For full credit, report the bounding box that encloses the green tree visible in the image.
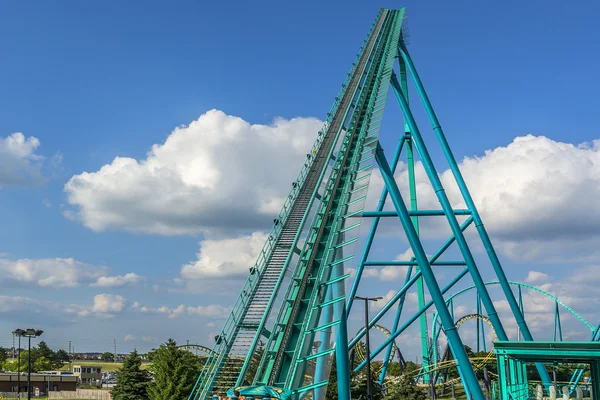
[53,349,70,369]
[112,350,151,400]
[387,361,403,377]
[404,361,420,374]
[325,354,338,400]
[147,339,201,400]
[384,374,427,400]
[0,347,7,365]
[34,356,53,371]
[3,360,20,372]
[36,341,54,361]
[351,376,384,400]
[101,352,115,362]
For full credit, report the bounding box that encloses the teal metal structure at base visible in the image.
[495,342,600,400]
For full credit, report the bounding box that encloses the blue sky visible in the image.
[0,0,600,359]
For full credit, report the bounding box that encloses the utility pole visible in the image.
[12,333,15,360]
[114,339,117,363]
[353,296,382,400]
[69,341,72,370]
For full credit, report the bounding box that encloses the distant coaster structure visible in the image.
[188,7,598,400]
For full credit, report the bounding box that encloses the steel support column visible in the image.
[397,40,552,387]
[374,142,484,399]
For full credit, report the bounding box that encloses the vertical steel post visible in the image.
[18,335,21,398]
[400,55,430,382]
[554,302,563,341]
[397,40,552,387]
[480,295,487,352]
[375,142,485,399]
[378,265,414,383]
[314,288,334,400]
[476,294,481,352]
[335,299,351,400]
[27,336,31,400]
[518,287,524,341]
[364,300,373,400]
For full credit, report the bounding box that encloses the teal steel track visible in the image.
[188,6,598,400]
[254,8,405,391]
[431,281,596,367]
[188,7,400,400]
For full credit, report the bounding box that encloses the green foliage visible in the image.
[2,341,69,371]
[404,361,420,374]
[35,341,54,361]
[3,351,33,372]
[384,374,427,400]
[387,362,403,377]
[112,350,151,400]
[351,376,383,400]
[147,339,201,400]
[325,354,338,400]
[0,347,7,365]
[34,356,53,371]
[101,352,115,362]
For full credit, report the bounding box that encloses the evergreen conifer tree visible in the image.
[112,350,151,400]
[147,339,201,400]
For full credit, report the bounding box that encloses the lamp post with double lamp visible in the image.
[12,329,26,398]
[352,296,382,400]
[19,329,43,400]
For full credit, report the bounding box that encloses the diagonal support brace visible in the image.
[374,141,485,399]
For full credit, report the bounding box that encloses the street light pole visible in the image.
[13,328,43,400]
[353,296,382,400]
[13,329,26,399]
[27,335,31,400]
[18,335,21,398]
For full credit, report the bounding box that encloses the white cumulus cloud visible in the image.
[92,273,144,288]
[0,132,45,186]
[136,302,230,319]
[124,334,136,342]
[64,109,322,235]
[0,257,106,288]
[180,232,267,280]
[91,294,126,314]
[370,135,600,261]
[525,271,549,283]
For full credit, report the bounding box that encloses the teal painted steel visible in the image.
[360,210,471,216]
[346,136,405,314]
[374,143,485,399]
[431,281,595,368]
[187,7,391,399]
[390,72,509,343]
[397,40,552,388]
[379,265,414,384]
[248,9,405,394]
[554,302,563,342]
[188,6,594,399]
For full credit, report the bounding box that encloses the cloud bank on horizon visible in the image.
[3,108,600,351]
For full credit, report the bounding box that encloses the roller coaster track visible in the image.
[189,8,406,400]
[384,314,497,389]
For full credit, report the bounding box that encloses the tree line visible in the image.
[0,341,70,372]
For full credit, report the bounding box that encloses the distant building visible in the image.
[38,371,73,376]
[0,373,77,393]
[72,365,102,385]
